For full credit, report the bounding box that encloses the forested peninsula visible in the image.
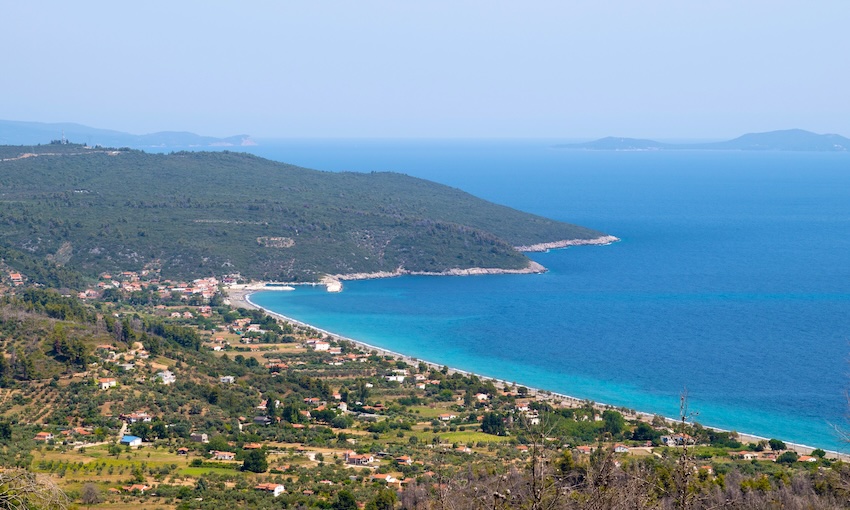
[0,143,609,286]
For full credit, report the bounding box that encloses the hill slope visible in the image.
[0,145,607,283]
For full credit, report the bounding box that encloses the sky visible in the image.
[3,1,848,139]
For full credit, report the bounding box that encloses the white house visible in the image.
[255,483,285,497]
[98,377,117,390]
[156,370,176,385]
[212,451,236,461]
[220,376,235,384]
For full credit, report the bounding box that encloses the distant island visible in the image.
[556,129,850,152]
[0,143,612,287]
[0,119,255,148]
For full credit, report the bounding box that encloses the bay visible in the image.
[235,140,850,451]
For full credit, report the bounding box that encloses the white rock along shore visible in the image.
[514,234,620,252]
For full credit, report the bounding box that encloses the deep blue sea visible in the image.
[211,140,850,451]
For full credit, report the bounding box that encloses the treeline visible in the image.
[0,244,86,290]
[398,446,850,510]
[6,288,96,323]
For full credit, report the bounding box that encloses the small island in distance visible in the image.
[556,128,850,152]
[0,119,255,148]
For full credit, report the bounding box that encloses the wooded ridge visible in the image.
[0,144,606,286]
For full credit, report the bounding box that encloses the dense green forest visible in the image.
[0,145,605,284]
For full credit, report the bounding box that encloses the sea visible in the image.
[198,139,850,451]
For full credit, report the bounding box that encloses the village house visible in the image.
[733,451,758,461]
[212,451,236,461]
[34,432,54,442]
[344,451,374,465]
[255,483,286,497]
[190,433,209,443]
[220,376,235,384]
[439,413,457,421]
[177,447,189,455]
[121,412,152,423]
[98,377,117,390]
[61,427,92,439]
[371,473,398,484]
[9,272,24,286]
[156,370,176,385]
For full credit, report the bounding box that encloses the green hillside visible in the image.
[0,144,605,284]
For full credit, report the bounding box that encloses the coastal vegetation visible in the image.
[0,275,848,509]
[0,144,605,284]
[1,142,846,509]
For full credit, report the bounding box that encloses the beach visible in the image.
[224,283,847,461]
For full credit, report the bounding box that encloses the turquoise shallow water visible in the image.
[232,140,850,451]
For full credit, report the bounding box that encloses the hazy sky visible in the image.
[3,2,848,139]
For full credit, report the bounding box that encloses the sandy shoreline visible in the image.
[224,285,847,460]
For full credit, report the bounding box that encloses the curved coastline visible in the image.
[317,234,619,292]
[228,286,845,460]
[321,260,547,292]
